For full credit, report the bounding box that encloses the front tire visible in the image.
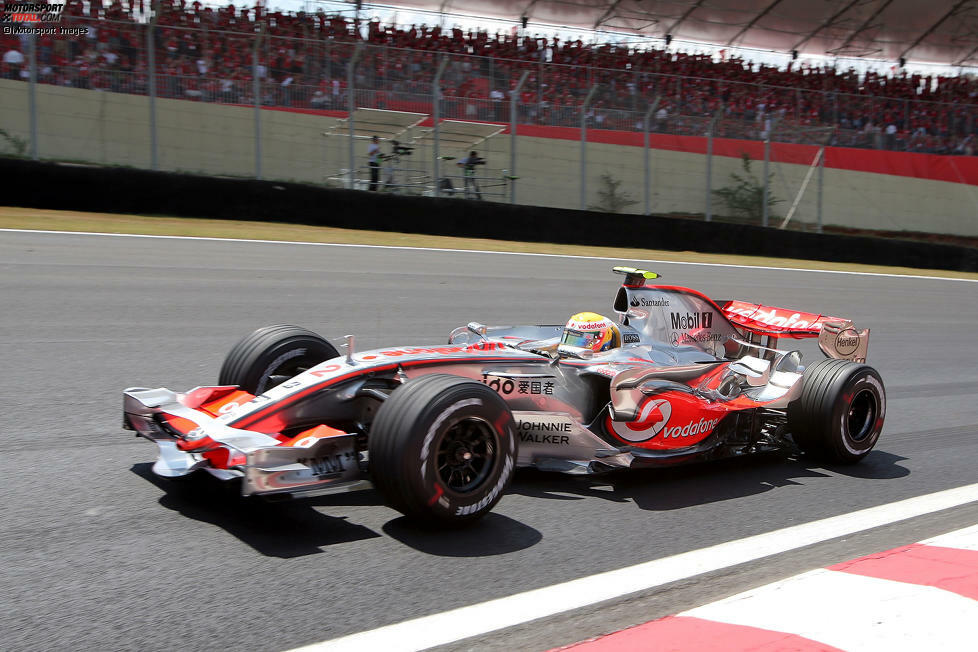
[787,358,886,463]
[368,374,517,524]
[218,325,339,395]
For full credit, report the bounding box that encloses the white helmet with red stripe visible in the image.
[560,312,621,354]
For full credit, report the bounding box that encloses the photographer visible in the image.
[456,150,485,200]
[367,135,380,191]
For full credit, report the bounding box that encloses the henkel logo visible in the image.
[609,398,671,442]
[835,328,860,356]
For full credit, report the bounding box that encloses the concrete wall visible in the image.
[484,134,978,237]
[2,79,976,236]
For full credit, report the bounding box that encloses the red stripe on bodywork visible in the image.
[622,285,724,311]
[230,356,543,431]
[828,543,978,600]
[281,423,349,447]
[199,390,255,417]
[556,615,841,651]
[160,414,198,435]
[721,300,844,338]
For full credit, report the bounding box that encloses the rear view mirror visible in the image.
[467,322,488,340]
[557,344,593,360]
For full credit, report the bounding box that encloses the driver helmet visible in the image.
[561,312,621,353]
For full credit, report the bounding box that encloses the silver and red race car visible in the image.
[123,267,885,523]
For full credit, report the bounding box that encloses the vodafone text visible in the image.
[662,416,721,438]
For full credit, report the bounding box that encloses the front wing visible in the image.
[123,386,367,496]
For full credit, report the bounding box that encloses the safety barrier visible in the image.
[1,158,974,272]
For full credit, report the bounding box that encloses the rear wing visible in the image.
[609,267,868,362]
[720,300,869,362]
[721,300,843,337]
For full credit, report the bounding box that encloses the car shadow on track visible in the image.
[819,450,911,480]
[381,514,542,557]
[131,465,544,557]
[508,450,910,512]
[130,463,381,558]
[303,493,544,556]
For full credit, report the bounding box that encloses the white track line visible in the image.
[288,483,978,652]
[1,228,975,283]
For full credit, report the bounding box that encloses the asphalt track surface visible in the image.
[2,230,977,652]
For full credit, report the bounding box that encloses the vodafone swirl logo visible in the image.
[610,398,672,442]
[609,398,725,443]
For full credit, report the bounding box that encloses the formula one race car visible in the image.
[123,267,885,523]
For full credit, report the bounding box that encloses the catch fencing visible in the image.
[4,16,978,236]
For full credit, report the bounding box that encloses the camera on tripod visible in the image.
[391,140,413,156]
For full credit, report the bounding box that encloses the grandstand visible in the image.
[1,0,977,154]
[3,0,978,238]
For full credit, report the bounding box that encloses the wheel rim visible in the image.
[847,388,878,442]
[257,349,317,394]
[436,417,496,494]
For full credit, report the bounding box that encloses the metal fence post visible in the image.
[537,57,543,117]
[762,132,770,227]
[632,68,639,112]
[816,147,825,233]
[28,34,37,160]
[643,96,661,216]
[432,56,448,197]
[705,116,716,222]
[580,85,599,211]
[252,23,264,180]
[817,129,832,234]
[762,115,779,227]
[347,43,364,190]
[510,70,529,204]
[147,14,158,170]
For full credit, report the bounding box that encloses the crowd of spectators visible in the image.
[2,0,977,154]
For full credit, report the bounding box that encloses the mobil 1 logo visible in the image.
[670,311,714,330]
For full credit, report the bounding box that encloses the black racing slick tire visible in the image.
[218,325,339,395]
[787,358,886,464]
[368,374,518,524]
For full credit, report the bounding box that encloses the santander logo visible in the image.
[612,398,672,442]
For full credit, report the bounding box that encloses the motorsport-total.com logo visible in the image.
[2,2,64,22]
[1,3,87,36]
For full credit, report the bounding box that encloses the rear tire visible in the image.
[787,358,885,463]
[218,325,339,395]
[369,374,517,524]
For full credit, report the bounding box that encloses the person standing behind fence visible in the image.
[367,135,380,191]
[457,150,485,200]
